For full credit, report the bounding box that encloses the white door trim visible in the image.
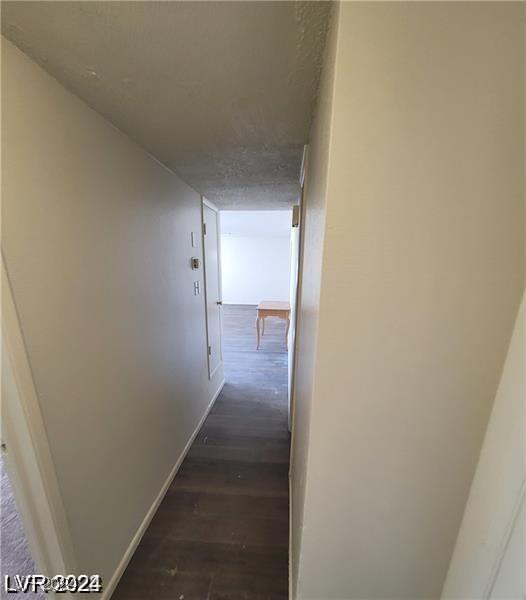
[288,144,309,431]
[202,197,218,212]
[1,254,77,586]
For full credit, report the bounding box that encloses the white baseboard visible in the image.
[101,379,225,600]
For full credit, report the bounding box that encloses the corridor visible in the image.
[113,305,290,600]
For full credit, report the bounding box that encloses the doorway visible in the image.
[219,208,293,372]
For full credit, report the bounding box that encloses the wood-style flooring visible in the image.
[112,304,290,600]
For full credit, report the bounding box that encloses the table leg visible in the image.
[255,315,261,350]
[261,317,265,337]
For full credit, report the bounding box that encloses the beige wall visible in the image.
[289,5,338,598]
[2,38,223,585]
[292,3,525,598]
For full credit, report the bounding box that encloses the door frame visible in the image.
[201,197,223,380]
[287,145,308,431]
[2,254,77,595]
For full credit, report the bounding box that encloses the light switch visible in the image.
[193,281,200,295]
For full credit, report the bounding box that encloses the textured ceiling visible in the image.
[2,1,331,209]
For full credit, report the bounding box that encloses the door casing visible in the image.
[288,145,308,431]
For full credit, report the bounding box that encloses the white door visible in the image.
[202,199,222,379]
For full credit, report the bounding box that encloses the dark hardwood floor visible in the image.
[112,304,290,600]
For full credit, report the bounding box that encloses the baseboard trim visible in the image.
[101,379,225,600]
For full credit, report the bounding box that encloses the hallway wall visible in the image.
[289,3,337,598]
[2,38,223,588]
[292,3,525,599]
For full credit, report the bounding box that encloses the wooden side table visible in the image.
[256,301,291,350]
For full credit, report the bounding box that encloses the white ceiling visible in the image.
[1,1,331,209]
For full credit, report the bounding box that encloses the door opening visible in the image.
[216,203,305,439]
[219,208,295,382]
